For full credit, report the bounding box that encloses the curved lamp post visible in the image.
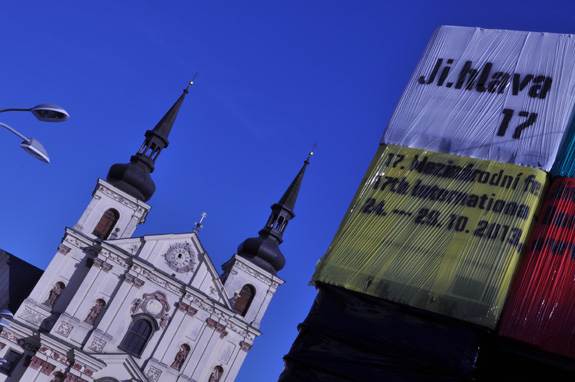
[0,309,12,330]
[0,310,13,366]
[0,104,69,164]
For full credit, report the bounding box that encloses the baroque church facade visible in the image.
[0,83,309,382]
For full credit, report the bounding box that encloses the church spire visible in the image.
[237,151,312,274]
[107,80,194,202]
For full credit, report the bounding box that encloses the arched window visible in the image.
[234,285,255,316]
[93,209,120,239]
[119,317,155,357]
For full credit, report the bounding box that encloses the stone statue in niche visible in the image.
[85,299,105,324]
[170,344,190,371]
[45,282,65,306]
[229,290,240,306]
[209,366,223,382]
[50,371,65,382]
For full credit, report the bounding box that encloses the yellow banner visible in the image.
[312,144,548,329]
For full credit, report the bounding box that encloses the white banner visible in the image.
[382,26,575,171]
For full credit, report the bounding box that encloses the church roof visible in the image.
[276,153,311,216]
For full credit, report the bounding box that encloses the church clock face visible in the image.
[164,242,197,273]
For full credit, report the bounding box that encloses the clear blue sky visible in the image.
[1,1,575,381]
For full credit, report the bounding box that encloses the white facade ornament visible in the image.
[56,322,74,337]
[146,365,162,382]
[21,306,47,326]
[88,337,106,353]
[132,291,171,321]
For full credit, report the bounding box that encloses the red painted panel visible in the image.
[499,176,575,359]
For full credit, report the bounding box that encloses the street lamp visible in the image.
[0,103,69,163]
[0,310,13,366]
[0,309,12,330]
[0,122,50,163]
[0,104,69,122]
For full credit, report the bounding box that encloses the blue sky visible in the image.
[2,1,575,381]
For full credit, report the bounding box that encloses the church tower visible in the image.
[221,154,311,330]
[0,82,310,382]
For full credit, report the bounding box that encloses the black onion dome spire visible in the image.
[107,81,193,202]
[237,152,312,275]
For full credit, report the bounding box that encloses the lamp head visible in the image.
[30,104,69,122]
[21,138,50,164]
[0,310,13,319]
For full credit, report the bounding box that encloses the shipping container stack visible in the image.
[279,26,575,381]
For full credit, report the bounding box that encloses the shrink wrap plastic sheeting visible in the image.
[551,120,575,177]
[382,26,575,171]
[311,144,548,329]
[499,177,575,359]
[279,283,488,382]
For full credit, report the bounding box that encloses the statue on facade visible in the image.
[209,366,222,382]
[50,371,65,382]
[170,344,189,371]
[45,283,64,306]
[85,300,104,324]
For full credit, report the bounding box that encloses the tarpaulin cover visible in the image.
[311,144,548,329]
[499,176,575,359]
[279,283,488,382]
[551,120,575,177]
[382,26,575,171]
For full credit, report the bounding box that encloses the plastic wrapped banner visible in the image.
[312,144,548,329]
[551,121,575,177]
[382,26,575,171]
[499,177,575,359]
[279,283,488,382]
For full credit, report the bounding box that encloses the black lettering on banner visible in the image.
[530,237,575,259]
[373,176,409,194]
[419,59,553,100]
[409,179,530,220]
[360,147,539,253]
[473,221,512,242]
[446,214,468,232]
[414,208,440,227]
[496,109,538,139]
[509,228,523,248]
[528,76,553,99]
[548,182,575,201]
[384,153,405,167]
[416,58,553,139]
[540,205,575,230]
[471,222,522,250]
[362,198,386,216]
[512,74,534,96]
